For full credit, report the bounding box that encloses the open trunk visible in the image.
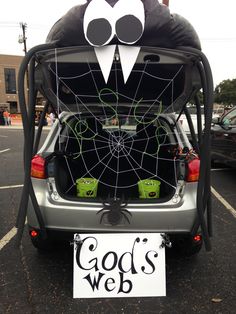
[52,113,185,202]
[34,46,197,203]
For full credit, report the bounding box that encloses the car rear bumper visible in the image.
[27,179,198,234]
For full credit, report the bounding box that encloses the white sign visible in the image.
[73,233,166,298]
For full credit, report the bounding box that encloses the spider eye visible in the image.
[83,0,114,46]
[114,0,145,44]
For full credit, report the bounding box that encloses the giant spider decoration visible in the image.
[96,196,132,225]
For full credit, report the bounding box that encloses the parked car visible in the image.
[20,45,211,257]
[28,111,202,256]
[211,106,236,167]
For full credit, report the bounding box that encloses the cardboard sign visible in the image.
[73,233,166,298]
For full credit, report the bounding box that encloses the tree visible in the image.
[214,79,236,107]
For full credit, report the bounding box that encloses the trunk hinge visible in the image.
[70,234,83,248]
[160,234,172,248]
[47,177,61,201]
[172,180,185,203]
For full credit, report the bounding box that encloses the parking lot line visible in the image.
[0,227,17,251]
[0,184,23,190]
[0,148,10,154]
[211,168,232,172]
[211,186,236,219]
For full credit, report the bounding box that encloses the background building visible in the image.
[0,54,24,113]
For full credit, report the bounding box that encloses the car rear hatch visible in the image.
[28,46,202,231]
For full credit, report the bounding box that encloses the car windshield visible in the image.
[222,108,236,126]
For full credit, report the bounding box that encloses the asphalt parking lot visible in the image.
[0,127,236,313]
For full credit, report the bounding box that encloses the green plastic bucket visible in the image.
[76,178,98,198]
[138,179,161,199]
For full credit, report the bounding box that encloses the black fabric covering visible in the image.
[46,0,201,50]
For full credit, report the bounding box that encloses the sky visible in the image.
[0,0,236,86]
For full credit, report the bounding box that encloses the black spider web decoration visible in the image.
[48,48,187,200]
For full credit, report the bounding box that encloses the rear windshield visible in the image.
[56,114,177,153]
[49,62,185,109]
[35,46,197,115]
[52,113,183,201]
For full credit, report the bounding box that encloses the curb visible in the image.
[0,125,51,130]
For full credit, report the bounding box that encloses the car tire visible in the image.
[170,234,202,257]
[30,235,54,252]
[211,158,219,168]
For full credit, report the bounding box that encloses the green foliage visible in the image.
[214,79,236,106]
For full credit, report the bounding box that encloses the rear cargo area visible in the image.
[53,115,181,201]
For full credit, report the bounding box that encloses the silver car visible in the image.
[25,46,204,255]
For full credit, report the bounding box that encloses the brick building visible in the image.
[0,54,24,113]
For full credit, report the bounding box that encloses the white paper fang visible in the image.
[95,45,116,83]
[118,45,140,83]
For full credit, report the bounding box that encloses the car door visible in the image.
[211,108,236,165]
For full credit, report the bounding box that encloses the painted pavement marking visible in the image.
[0,227,17,250]
[0,148,10,154]
[211,168,232,172]
[211,186,236,219]
[0,184,23,190]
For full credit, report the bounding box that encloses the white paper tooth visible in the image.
[94,45,116,83]
[118,45,140,84]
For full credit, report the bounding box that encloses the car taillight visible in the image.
[193,234,202,243]
[31,155,47,179]
[30,230,39,238]
[186,158,200,182]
